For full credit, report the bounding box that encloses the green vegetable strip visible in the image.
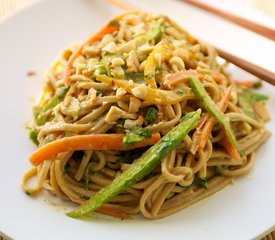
[125,72,145,83]
[36,87,69,126]
[67,109,201,218]
[189,77,237,147]
[252,81,262,89]
[29,129,39,146]
[238,92,255,119]
[147,21,165,41]
[215,165,229,175]
[145,107,158,123]
[246,89,268,101]
[123,127,152,146]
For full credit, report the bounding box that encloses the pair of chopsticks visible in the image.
[106,0,275,86]
[183,0,275,42]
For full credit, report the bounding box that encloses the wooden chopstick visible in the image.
[106,0,275,86]
[216,48,275,85]
[182,0,275,42]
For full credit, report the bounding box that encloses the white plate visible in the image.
[0,1,274,239]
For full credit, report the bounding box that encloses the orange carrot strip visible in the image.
[96,205,129,219]
[29,133,161,166]
[209,71,228,84]
[220,134,241,160]
[218,86,232,112]
[234,80,262,89]
[163,70,198,87]
[195,114,215,149]
[196,113,210,130]
[163,70,228,87]
[191,112,210,147]
[193,86,232,149]
[63,22,119,85]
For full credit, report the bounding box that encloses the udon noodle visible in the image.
[22,12,271,219]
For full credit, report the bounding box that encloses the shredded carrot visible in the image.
[96,205,129,219]
[193,113,215,149]
[29,133,161,166]
[234,80,262,89]
[163,70,198,87]
[63,22,119,85]
[193,86,232,149]
[220,134,241,160]
[217,86,232,113]
[163,70,228,87]
[196,113,209,130]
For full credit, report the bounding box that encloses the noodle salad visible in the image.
[22,11,271,219]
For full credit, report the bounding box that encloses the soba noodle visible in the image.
[22,11,271,219]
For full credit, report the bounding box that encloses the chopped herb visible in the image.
[95,65,108,75]
[123,127,152,146]
[147,21,165,41]
[252,81,262,89]
[29,129,39,146]
[155,66,168,75]
[125,72,145,83]
[116,151,132,164]
[96,89,103,96]
[43,137,53,144]
[144,73,155,79]
[193,177,208,189]
[200,178,208,189]
[145,107,158,123]
[80,195,90,200]
[116,119,125,127]
[25,190,32,196]
[64,132,70,138]
[83,162,93,190]
[155,66,163,72]
[175,87,184,94]
[240,151,246,157]
[215,165,229,175]
[116,156,132,164]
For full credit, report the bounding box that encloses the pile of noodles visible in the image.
[22,12,271,219]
